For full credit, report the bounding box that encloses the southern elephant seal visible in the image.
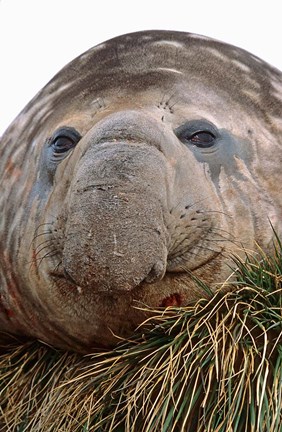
[0,30,281,352]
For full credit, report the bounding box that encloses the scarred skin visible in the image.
[0,30,281,352]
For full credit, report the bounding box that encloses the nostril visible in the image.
[144,260,166,284]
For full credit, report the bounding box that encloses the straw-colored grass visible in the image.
[1,235,282,431]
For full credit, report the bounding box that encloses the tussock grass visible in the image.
[1,236,282,431]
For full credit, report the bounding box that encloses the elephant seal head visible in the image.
[0,30,281,351]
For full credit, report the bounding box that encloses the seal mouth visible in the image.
[50,267,163,294]
[50,268,83,292]
[49,267,184,307]
[49,248,223,296]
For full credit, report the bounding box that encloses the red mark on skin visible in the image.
[6,309,14,318]
[31,247,39,274]
[4,158,22,180]
[159,293,183,307]
[0,294,14,319]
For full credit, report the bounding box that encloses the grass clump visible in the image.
[0,236,282,431]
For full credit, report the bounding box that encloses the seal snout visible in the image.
[61,219,168,293]
[61,138,170,294]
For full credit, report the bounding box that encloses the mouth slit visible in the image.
[50,268,77,286]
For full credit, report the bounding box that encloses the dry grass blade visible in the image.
[0,235,282,431]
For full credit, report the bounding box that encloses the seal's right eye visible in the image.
[49,127,81,160]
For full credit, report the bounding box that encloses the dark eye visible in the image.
[49,127,81,159]
[174,120,218,149]
[188,131,216,148]
[53,136,76,154]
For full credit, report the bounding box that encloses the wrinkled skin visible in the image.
[0,31,281,352]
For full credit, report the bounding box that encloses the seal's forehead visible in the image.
[74,30,277,78]
[4,30,282,144]
[45,30,282,109]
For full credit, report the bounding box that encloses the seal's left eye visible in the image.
[50,127,81,157]
[188,131,216,148]
[174,120,218,149]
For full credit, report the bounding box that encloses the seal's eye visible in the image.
[188,131,216,148]
[174,120,218,149]
[53,136,76,154]
[49,127,81,159]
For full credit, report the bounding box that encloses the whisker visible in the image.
[170,195,212,214]
[30,236,53,250]
[32,230,53,240]
[169,243,223,261]
[37,250,60,268]
[191,245,223,255]
[207,226,234,236]
[30,232,53,250]
[168,222,236,252]
[33,222,54,236]
[206,231,243,248]
[205,232,235,245]
[197,209,232,219]
[52,260,63,273]
[34,241,56,258]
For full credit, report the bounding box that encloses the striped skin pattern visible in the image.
[0,31,281,352]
